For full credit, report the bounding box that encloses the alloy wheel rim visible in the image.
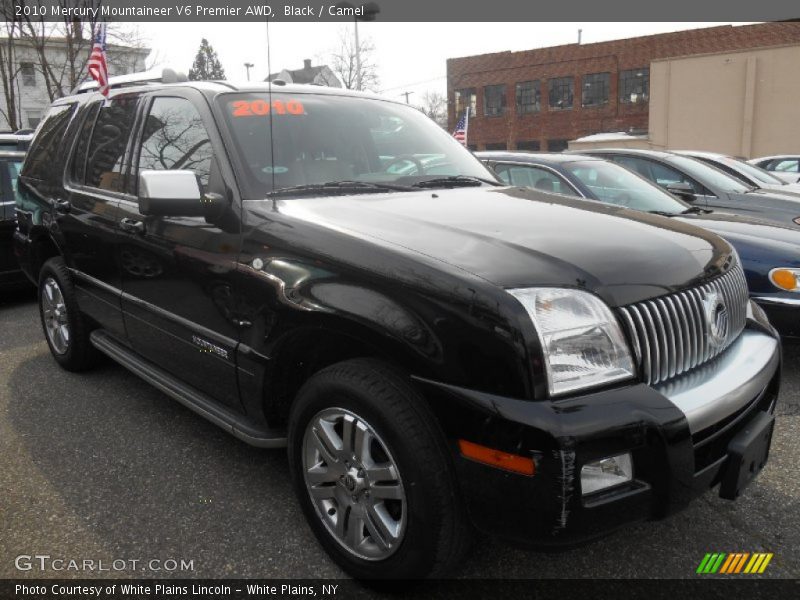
[42,277,70,355]
[302,407,406,561]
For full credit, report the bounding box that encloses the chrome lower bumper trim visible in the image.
[654,329,779,434]
[753,296,800,307]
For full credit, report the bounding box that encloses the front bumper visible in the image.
[416,324,781,548]
[753,295,800,339]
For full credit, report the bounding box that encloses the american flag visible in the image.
[452,109,469,146]
[87,23,109,97]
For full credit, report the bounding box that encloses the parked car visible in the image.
[748,155,800,183]
[582,148,800,229]
[15,77,780,579]
[0,131,33,152]
[676,150,800,196]
[0,149,27,290]
[479,151,800,338]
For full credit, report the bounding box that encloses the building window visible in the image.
[582,72,610,107]
[515,80,541,114]
[515,140,541,151]
[619,68,649,104]
[466,144,477,151]
[548,77,574,110]
[483,85,506,117]
[454,88,476,118]
[484,142,507,151]
[20,62,36,87]
[26,110,43,128]
[547,139,569,152]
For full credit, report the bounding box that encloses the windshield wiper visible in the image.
[409,175,491,189]
[269,180,414,197]
[647,210,679,217]
[681,205,712,215]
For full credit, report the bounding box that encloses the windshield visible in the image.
[668,155,751,193]
[720,157,785,186]
[218,92,495,198]
[564,159,689,213]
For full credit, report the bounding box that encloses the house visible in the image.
[0,36,150,131]
[266,59,341,88]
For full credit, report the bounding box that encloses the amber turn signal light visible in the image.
[458,439,535,476]
[769,268,799,291]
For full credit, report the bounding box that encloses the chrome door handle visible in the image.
[119,218,145,234]
[54,199,71,214]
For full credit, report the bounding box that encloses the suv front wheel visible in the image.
[288,359,471,579]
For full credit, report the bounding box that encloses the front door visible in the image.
[117,91,243,409]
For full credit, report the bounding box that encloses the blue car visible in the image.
[478,151,800,338]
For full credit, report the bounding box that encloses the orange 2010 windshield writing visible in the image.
[231,99,305,117]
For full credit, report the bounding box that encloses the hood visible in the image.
[757,183,800,198]
[727,190,800,219]
[677,212,800,268]
[264,186,732,307]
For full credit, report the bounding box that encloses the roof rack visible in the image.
[72,68,188,95]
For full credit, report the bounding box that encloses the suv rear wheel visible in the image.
[38,257,100,371]
[288,359,471,579]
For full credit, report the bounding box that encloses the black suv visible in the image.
[14,79,780,579]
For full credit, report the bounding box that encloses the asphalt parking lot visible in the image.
[1,287,799,580]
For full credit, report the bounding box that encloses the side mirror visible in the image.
[665,181,696,201]
[138,170,226,217]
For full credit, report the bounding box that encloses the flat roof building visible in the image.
[446,22,800,154]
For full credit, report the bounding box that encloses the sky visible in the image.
[135,22,744,104]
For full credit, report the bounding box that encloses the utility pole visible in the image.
[244,62,254,81]
[400,91,414,104]
[337,2,380,90]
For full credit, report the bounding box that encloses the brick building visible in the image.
[446,22,800,152]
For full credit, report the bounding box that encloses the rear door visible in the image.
[59,96,140,338]
[117,90,243,408]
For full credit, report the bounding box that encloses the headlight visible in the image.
[509,288,635,396]
[768,267,800,292]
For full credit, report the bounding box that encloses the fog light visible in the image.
[581,453,633,495]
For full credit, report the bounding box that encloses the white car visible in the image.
[677,151,800,195]
[748,155,800,184]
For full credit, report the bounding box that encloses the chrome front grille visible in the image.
[617,264,749,386]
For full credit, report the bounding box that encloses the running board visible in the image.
[90,330,287,448]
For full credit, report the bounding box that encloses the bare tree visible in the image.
[0,0,149,109]
[328,25,379,92]
[0,19,23,130]
[417,90,447,129]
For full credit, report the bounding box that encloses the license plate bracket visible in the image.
[719,411,774,500]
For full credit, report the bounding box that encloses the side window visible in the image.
[493,163,577,196]
[614,156,704,195]
[774,159,799,173]
[22,104,75,181]
[85,96,138,192]
[70,104,100,185]
[137,97,213,192]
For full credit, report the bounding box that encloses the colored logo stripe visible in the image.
[697,552,773,574]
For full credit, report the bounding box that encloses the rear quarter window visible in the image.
[22,104,76,181]
[84,95,139,193]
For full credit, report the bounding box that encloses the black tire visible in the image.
[288,358,472,579]
[38,257,100,372]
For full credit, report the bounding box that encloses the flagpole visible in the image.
[464,107,469,148]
